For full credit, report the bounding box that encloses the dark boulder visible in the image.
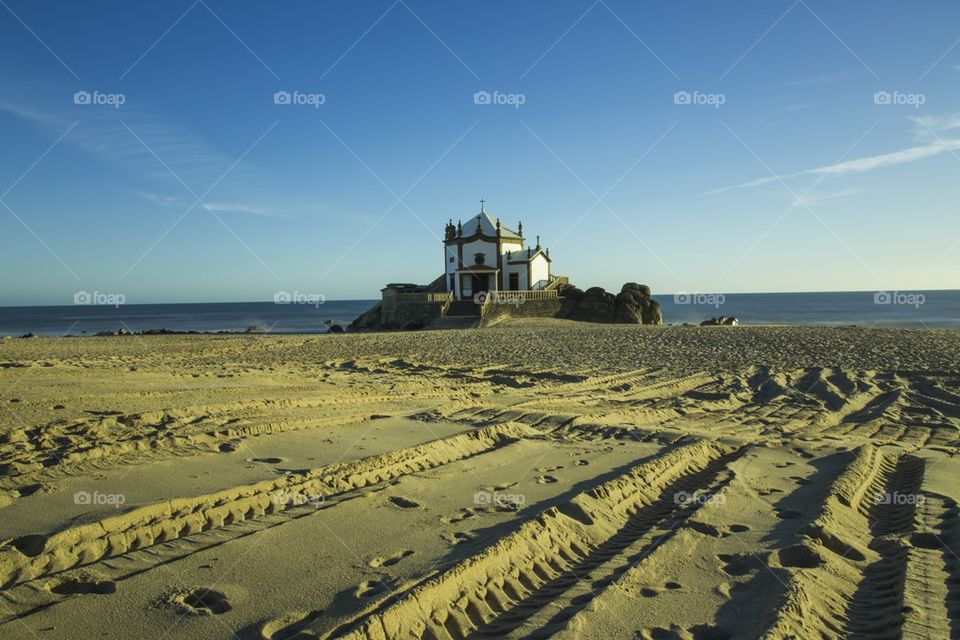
[327,324,344,334]
[641,298,663,325]
[559,282,663,325]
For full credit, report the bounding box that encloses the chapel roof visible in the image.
[461,211,521,240]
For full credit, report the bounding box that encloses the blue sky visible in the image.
[1,0,959,305]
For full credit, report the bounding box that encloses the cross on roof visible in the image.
[479,198,485,213]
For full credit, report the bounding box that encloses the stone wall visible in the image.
[480,298,563,326]
[379,295,445,329]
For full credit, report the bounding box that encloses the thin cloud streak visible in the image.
[706,138,960,195]
[0,98,252,191]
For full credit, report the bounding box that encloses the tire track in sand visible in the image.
[319,440,741,640]
[0,423,532,594]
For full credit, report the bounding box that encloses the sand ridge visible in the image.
[0,324,957,638]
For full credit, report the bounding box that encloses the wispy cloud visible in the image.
[134,191,282,218]
[133,190,185,208]
[789,188,862,208]
[0,96,253,192]
[202,201,280,217]
[910,112,960,140]
[708,114,960,195]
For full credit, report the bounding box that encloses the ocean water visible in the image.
[0,291,957,337]
[656,290,960,329]
[0,300,378,337]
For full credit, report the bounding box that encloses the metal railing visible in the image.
[395,291,453,303]
[545,275,569,290]
[484,289,560,303]
[440,291,454,316]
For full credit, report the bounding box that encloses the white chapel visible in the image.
[443,201,553,300]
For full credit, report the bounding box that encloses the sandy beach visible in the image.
[1,321,958,639]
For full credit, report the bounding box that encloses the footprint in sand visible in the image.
[687,520,723,537]
[774,508,802,520]
[259,610,325,640]
[479,482,517,492]
[442,531,475,545]
[162,587,231,615]
[536,475,559,484]
[728,524,750,533]
[45,573,116,596]
[536,465,564,473]
[368,550,414,568]
[573,459,590,466]
[717,553,753,577]
[387,496,420,509]
[441,508,474,524]
[248,457,284,464]
[355,579,394,599]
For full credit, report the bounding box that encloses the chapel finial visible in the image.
[480,198,486,213]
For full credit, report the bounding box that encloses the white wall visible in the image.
[501,241,523,255]
[462,239,498,268]
[530,254,550,287]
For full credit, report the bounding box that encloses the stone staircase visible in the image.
[428,298,481,329]
[445,300,481,317]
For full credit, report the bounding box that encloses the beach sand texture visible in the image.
[1,321,958,639]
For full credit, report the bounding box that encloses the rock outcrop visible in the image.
[348,302,383,331]
[559,282,662,325]
[700,316,739,326]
